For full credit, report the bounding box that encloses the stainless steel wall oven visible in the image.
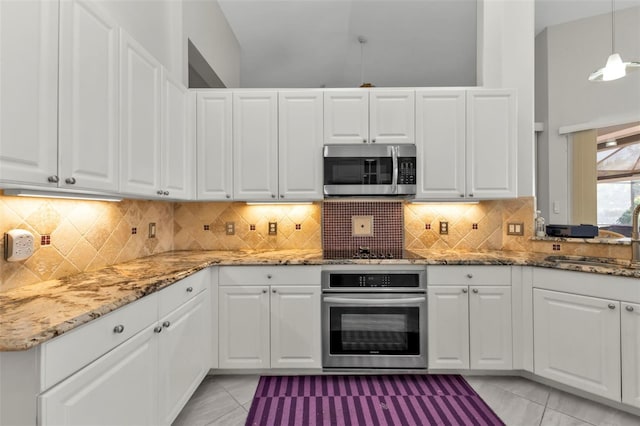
[321,266,427,369]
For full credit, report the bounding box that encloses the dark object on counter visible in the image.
[546,224,599,238]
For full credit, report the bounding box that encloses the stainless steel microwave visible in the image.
[323,144,416,197]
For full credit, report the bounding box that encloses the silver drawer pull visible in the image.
[162,321,171,328]
[608,303,616,310]
[113,325,125,334]
[466,274,473,279]
[154,326,163,333]
[186,286,193,293]
[267,274,272,279]
[462,288,468,294]
[472,288,479,294]
[626,306,635,312]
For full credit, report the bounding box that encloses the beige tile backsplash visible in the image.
[1,193,629,291]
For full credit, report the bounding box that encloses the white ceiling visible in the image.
[218,0,640,88]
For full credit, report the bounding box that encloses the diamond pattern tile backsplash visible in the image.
[5,193,625,292]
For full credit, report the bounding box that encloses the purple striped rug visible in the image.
[245,375,504,426]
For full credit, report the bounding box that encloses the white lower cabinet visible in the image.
[35,269,211,426]
[218,266,322,370]
[39,323,159,426]
[427,266,512,370]
[622,302,640,408]
[533,289,621,401]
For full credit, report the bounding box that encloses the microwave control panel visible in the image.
[398,158,416,185]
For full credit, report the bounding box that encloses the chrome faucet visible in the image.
[632,203,640,267]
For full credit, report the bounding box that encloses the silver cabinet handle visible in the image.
[466,274,473,279]
[163,191,169,196]
[626,305,635,312]
[113,324,125,334]
[226,194,231,199]
[459,194,464,197]
[472,288,479,294]
[262,289,267,293]
[271,194,276,198]
[65,177,76,184]
[47,175,59,183]
[362,139,367,143]
[162,321,171,328]
[281,194,285,198]
[372,139,376,143]
[272,289,276,293]
[462,288,468,294]
[157,190,164,195]
[186,286,193,293]
[608,303,616,310]
[154,326,163,333]
[267,274,272,279]
[468,193,474,197]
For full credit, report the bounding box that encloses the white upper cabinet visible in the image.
[161,72,194,200]
[58,0,119,192]
[323,91,369,144]
[278,91,323,201]
[233,91,279,201]
[369,90,415,144]
[415,89,466,199]
[415,88,517,200]
[0,0,59,185]
[196,91,233,200]
[119,29,162,197]
[324,89,414,145]
[466,89,517,199]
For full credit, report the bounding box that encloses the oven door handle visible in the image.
[323,296,426,305]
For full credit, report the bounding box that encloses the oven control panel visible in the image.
[326,273,422,289]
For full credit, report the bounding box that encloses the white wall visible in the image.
[536,6,640,223]
[477,0,535,198]
[183,0,240,88]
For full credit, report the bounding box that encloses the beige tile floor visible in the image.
[172,374,640,426]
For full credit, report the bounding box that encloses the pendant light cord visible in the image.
[611,0,616,54]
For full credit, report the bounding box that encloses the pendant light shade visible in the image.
[588,0,640,82]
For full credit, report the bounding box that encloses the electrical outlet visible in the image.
[439,221,449,235]
[507,222,524,236]
[225,222,235,235]
[352,215,374,236]
[148,223,156,238]
[269,222,277,235]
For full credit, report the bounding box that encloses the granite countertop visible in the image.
[1,248,638,351]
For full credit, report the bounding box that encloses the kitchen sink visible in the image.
[545,255,632,269]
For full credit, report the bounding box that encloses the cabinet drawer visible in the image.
[219,266,321,286]
[428,265,511,286]
[40,292,158,391]
[159,269,209,317]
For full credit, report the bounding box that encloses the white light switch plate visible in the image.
[352,215,374,236]
[4,229,35,261]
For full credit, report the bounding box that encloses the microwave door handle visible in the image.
[323,296,426,305]
[391,146,398,193]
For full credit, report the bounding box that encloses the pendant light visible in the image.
[358,36,374,87]
[588,0,640,81]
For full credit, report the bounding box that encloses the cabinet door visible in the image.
[58,0,119,192]
[119,30,162,197]
[278,91,323,201]
[369,90,414,144]
[415,90,466,199]
[323,91,368,144]
[233,91,278,200]
[39,324,158,426]
[466,89,517,199]
[196,91,233,200]
[622,302,640,408]
[158,291,210,425]
[218,286,270,369]
[161,71,194,200]
[270,286,321,369]
[469,286,512,370]
[533,289,621,401]
[0,0,58,185]
[428,286,469,369]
